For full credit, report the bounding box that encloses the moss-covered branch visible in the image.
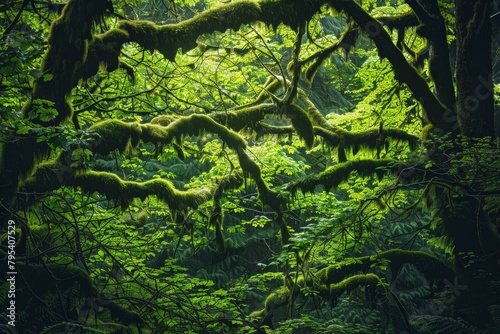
[374,8,419,31]
[210,172,244,252]
[302,22,360,84]
[251,249,453,325]
[0,0,114,214]
[109,115,284,212]
[117,0,324,61]
[73,171,211,213]
[22,162,211,216]
[331,0,456,133]
[287,159,396,196]
[89,119,143,156]
[312,249,453,287]
[210,103,278,132]
[314,125,418,161]
[24,114,284,216]
[404,0,455,112]
[79,28,131,82]
[32,0,114,123]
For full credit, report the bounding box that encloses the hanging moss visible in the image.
[158,114,247,150]
[31,0,114,122]
[236,146,283,212]
[72,170,126,202]
[80,28,130,80]
[119,1,262,61]
[314,249,453,289]
[304,24,359,84]
[118,21,159,54]
[211,103,277,132]
[314,126,418,155]
[254,248,453,325]
[23,113,279,232]
[253,123,294,140]
[286,104,315,149]
[88,115,281,216]
[142,179,211,212]
[328,273,383,297]
[89,119,143,155]
[71,170,211,213]
[337,143,347,162]
[287,159,395,196]
[139,124,169,144]
[259,0,323,30]
[118,1,328,62]
[264,286,290,313]
[151,115,179,126]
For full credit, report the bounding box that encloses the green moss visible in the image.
[211,104,276,132]
[151,115,178,126]
[249,309,266,319]
[117,21,159,54]
[120,1,261,61]
[81,28,130,80]
[287,104,315,149]
[72,170,126,201]
[71,170,211,213]
[159,114,247,150]
[259,0,322,30]
[140,124,169,144]
[32,0,114,120]
[315,126,418,155]
[89,119,142,155]
[288,159,395,196]
[329,273,383,297]
[420,124,435,141]
[142,179,211,211]
[314,249,453,289]
[264,286,290,312]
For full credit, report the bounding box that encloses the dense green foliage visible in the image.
[1,0,499,333]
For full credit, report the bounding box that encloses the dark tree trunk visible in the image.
[455,0,495,137]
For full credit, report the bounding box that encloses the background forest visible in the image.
[1,0,500,333]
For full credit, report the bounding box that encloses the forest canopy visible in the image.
[1,0,499,333]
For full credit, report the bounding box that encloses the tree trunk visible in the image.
[455,0,495,137]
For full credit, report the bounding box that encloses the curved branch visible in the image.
[405,0,456,112]
[21,161,212,215]
[24,114,284,215]
[287,159,396,196]
[331,0,456,133]
[315,125,418,160]
[254,249,452,326]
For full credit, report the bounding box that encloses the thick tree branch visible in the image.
[287,159,396,196]
[22,114,285,217]
[330,0,456,133]
[405,0,456,112]
[315,125,418,161]
[253,249,453,326]
[22,160,212,213]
